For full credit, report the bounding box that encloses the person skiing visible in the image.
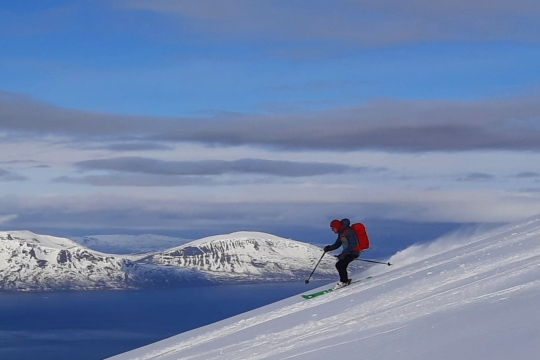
[324,218,360,289]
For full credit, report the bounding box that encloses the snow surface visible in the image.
[1,230,81,249]
[107,216,540,360]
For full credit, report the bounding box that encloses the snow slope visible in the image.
[107,216,540,360]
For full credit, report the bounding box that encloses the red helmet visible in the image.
[330,219,342,231]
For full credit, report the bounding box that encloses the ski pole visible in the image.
[305,251,326,284]
[356,258,392,266]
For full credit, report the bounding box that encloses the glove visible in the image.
[323,245,331,252]
[337,253,346,260]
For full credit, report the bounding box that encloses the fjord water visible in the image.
[0,281,326,360]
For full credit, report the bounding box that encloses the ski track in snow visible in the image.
[278,326,408,360]
[112,217,540,360]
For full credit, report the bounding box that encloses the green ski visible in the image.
[301,276,373,299]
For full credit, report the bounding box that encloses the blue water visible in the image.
[0,281,327,360]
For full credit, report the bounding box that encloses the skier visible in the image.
[323,218,360,290]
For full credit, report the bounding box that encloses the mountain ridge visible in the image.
[144,231,338,281]
[0,230,340,292]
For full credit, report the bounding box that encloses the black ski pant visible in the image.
[336,253,359,283]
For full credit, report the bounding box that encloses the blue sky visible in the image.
[1,0,540,251]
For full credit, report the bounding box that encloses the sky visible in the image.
[1,0,540,247]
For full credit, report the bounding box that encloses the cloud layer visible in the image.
[118,0,540,45]
[74,157,355,177]
[2,1,540,243]
[2,91,540,152]
[2,187,540,235]
[0,168,27,181]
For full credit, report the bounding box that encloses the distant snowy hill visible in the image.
[0,231,201,291]
[71,234,191,254]
[107,216,540,360]
[140,232,340,282]
[0,231,338,291]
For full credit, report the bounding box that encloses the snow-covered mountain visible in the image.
[0,231,339,291]
[70,234,191,254]
[140,232,340,282]
[0,231,136,291]
[107,216,540,360]
[0,231,202,291]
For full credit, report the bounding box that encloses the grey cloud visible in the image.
[0,168,27,181]
[520,188,540,193]
[3,190,535,238]
[3,90,540,152]
[516,172,540,178]
[0,90,159,136]
[53,174,215,187]
[157,97,540,152]
[105,142,174,152]
[0,160,38,164]
[74,157,353,177]
[0,214,18,224]
[0,194,316,232]
[457,173,495,182]
[0,193,435,235]
[0,160,49,169]
[118,0,540,45]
